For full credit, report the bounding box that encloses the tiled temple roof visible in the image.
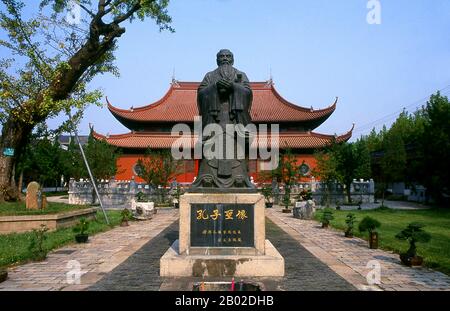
[92,125,354,150]
[107,81,337,128]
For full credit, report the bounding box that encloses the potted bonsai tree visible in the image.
[121,208,132,227]
[358,216,381,249]
[136,191,147,202]
[345,213,356,237]
[300,189,312,201]
[261,184,273,208]
[173,184,182,209]
[320,208,334,228]
[281,190,291,213]
[73,218,90,243]
[395,222,431,267]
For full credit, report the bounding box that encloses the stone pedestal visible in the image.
[160,193,284,277]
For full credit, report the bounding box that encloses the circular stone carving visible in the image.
[133,162,143,176]
[299,163,310,176]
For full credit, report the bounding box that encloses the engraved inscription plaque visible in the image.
[190,203,254,247]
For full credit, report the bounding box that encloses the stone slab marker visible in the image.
[41,194,47,209]
[26,181,40,210]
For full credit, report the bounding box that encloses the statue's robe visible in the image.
[192,66,255,189]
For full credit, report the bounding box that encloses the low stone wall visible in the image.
[0,208,97,234]
[68,178,375,208]
[274,179,375,206]
[69,178,177,209]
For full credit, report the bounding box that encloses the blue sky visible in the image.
[13,1,450,140]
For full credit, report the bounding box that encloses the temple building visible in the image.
[92,80,353,183]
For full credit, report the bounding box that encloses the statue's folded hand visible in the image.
[216,80,230,92]
[217,78,233,90]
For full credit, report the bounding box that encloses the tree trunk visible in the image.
[0,119,33,201]
[0,156,14,187]
[346,183,352,203]
[18,170,24,201]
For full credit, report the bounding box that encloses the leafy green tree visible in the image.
[58,138,85,182]
[314,140,371,205]
[0,0,173,200]
[354,139,372,179]
[389,110,425,146]
[365,127,384,153]
[335,140,371,203]
[17,131,119,189]
[136,148,182,203]
[358,93,448,205]
[386,110,426,187]
[360,107,427,202]
[420,92,450,203]
[28,139,62,186]
[272,148,301,209]
[83,134,120,180]
[379,130,407,206]
[16,126,65,188]
[313,145,340,207]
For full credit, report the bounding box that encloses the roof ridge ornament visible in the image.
[171,77,180,88]
[265,67,274,88]
[265,78,274,88]
[171,67,180,88]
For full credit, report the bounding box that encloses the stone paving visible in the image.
[90,218,355,291]
[1,206,449,291]
[88,221,179,291]
[0,209,179,291]
[266,208,450,291]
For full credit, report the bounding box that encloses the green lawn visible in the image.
[0,201,89,216]
[0,210,122,268]
[315,207,450,275]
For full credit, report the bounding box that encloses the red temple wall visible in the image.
[115,154,197,183]
[116,155,144,182]
[115,153,318,184]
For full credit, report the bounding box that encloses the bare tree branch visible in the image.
[79,3,96,18]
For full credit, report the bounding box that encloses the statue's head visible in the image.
[216,49,234,66]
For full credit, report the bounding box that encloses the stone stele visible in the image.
[26,181,40,210]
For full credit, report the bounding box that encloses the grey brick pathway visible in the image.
[89,218,355,291]
[88,221,178,290]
